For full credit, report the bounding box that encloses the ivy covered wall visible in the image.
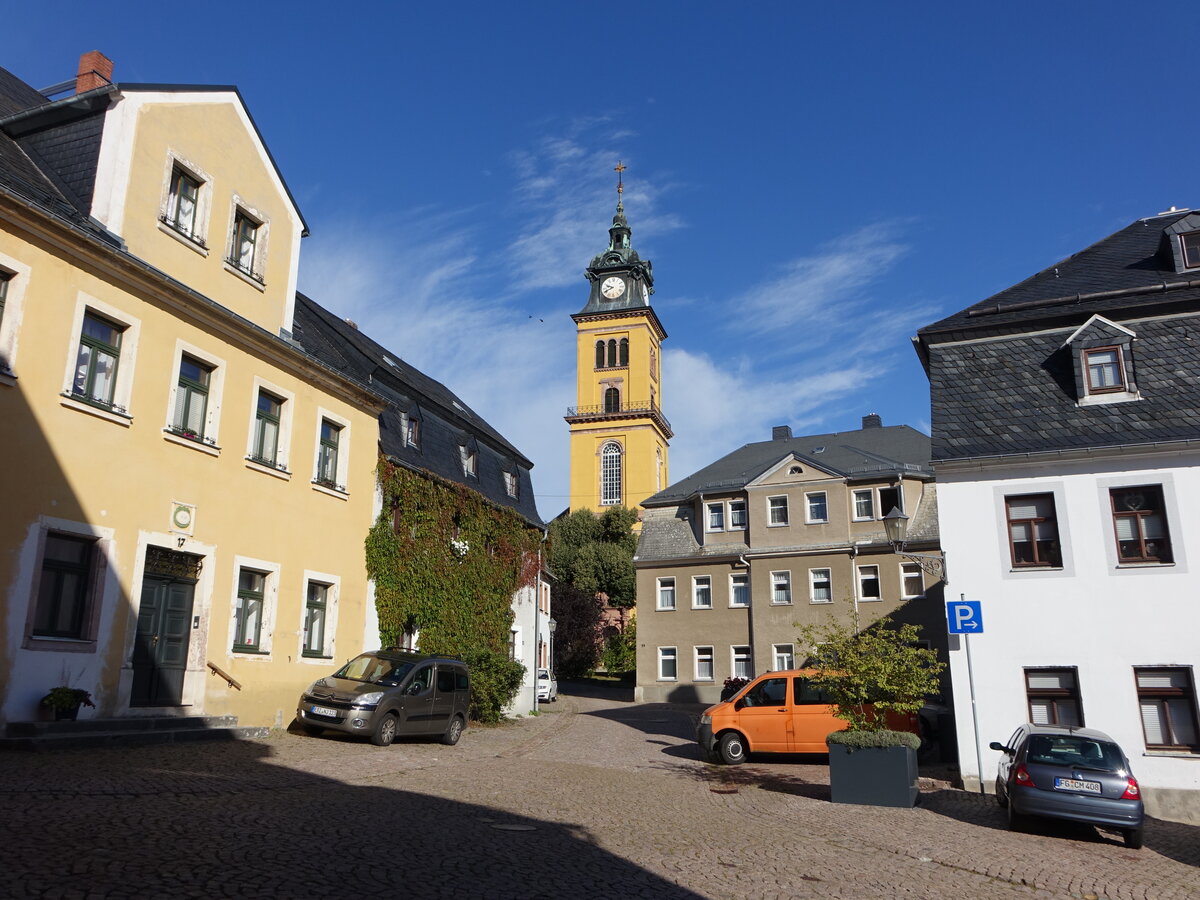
[365,460,542,654]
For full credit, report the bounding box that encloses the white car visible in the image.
[536,668,557,702]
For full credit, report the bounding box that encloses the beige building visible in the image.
[634,415,946,704]
[0,54,386,729]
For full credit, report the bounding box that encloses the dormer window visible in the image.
[1063,315,1139,406]
[1181,232,1200,268]
[1084,347,1125,393]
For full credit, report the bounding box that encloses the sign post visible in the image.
[947,596,985,794]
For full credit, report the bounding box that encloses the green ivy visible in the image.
[365,459,542,722]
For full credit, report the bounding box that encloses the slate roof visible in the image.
[917,211,1200,462]
[292,294,543,527]
[642,424,933,508]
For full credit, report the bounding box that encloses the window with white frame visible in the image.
[771,571,792,604]
[234,568,267,652]
[460,443,478,478]
[695,646,714,681]
[164,166,203,243]
[692,575,712,609]
[773,643,795,670]
[878,486,903,517]
[251,390,283,467]
[302,581,331,658]
[1183,231,1200,268]
[72,311,125,411]
[1134,667,1198,749]
[732,645,753,679]
[600,441,622,505]
[809,568,832,603]
[729,573,749,607]
[900,563,924,598]
[729,499,747,529]
[707,502,725,531]
[170,355,212,441]
[228,208,264,283]
[853,489,874,520]
[314,414,349,492]
[768,495,789,526]
[857,564,881,601]
[656,577,676,610]
[806,492,828,523]
[503,471,519,498]
[658,647,677,680]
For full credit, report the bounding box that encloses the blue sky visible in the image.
[8,2,1200,520]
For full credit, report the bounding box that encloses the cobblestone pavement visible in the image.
[1,688,1197,899]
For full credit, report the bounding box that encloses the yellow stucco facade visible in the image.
[0,84,384,729]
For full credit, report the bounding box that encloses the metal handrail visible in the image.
[566,401,673,431]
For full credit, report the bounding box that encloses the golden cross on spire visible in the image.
[614,160,626,195]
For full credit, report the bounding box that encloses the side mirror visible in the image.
[408,683,423,696]
[734,698,746,711]
[988,741,1009,753]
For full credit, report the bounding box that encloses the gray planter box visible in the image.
[828,743,918,808]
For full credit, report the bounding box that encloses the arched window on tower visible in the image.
[619,338,629,367]
[606,339,618,367]
[650,346,658,381]
[601,441,622,506]
[604,387,620,413]
[656,446,664,491]
[595,340,605,369]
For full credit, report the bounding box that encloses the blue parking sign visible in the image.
[946,600,983,634]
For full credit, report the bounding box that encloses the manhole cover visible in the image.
[491,824,537,832]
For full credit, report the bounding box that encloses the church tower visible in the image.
[566,167,671,513]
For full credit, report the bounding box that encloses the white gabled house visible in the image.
[916,210,1200,823]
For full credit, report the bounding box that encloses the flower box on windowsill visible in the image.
[246,454,289,473]
[312,478,348,498]
[164,427,219,447]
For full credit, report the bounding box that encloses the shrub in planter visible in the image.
[799,606,943,807]
[40,686,95,721]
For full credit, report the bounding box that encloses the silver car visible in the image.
[991,724,1145,848]
[296,650,469,747]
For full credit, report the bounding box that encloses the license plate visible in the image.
[1054,777,1101,794]
[310,705,338,718]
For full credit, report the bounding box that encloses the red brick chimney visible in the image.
[75,51,113,94]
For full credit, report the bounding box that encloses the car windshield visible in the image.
[335,654,414,686]
[1025,734,1124,771]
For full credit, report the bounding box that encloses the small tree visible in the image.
[797,605,943,734]
[600,616,637,674]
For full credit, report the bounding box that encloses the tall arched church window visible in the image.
[650,346,658,380]
[606,339,617,367]
[604,387,620,413]
[595,340,605,369]
[656,446,663,491]
[601,441,622,506]
[619,338,629,367]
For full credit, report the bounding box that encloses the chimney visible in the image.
[75,51,113,94]
[772,425,792,441]
[861,413,883,429]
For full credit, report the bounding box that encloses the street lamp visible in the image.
[882,507,948,584]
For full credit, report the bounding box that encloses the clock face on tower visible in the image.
[601,276,625,300]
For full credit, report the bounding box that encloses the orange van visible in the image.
[696,669,919,764]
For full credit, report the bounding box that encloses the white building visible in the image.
[917,210,1200,823]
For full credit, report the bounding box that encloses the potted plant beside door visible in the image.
[40,686,95,721]
[799,607,943,808]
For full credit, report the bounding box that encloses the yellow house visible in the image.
[0,54,385,730]
[565,198,671,513]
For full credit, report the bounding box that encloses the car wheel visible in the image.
[370,714,398,747]
[995,778,1008,808]
[441,715,464,746]
[717,732,748,765]
[1123,827,1144,850]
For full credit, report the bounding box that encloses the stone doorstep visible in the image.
[0,715,269,751]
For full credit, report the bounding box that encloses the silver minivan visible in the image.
[296,649,469,747]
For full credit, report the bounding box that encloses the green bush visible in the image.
[827,729,920,751]
[600,618,636,674]
[462,648,526,724]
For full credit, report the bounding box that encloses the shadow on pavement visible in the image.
[0,738,706,899]
[559,678,635,702]
[919,788,1200,867]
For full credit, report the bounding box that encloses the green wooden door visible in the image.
[131,575,195,707]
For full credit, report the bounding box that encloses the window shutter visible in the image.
[1140,701,1167,745]
[1029,699,1051,725]
[172,385,187,429]
[1114,516,1138,542]
[185,391,205,434]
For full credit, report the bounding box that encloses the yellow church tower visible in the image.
[566,167,671,512]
